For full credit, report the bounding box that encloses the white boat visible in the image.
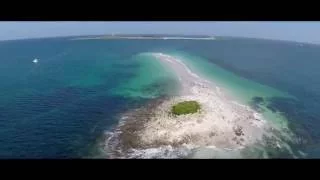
[33,59,38,63]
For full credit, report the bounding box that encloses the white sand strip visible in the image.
[134,53,273,151]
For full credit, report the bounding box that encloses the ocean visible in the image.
[0,36,319,158]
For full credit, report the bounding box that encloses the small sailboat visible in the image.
[33,58,38,63]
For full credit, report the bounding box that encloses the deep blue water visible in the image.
[1,37,320,158]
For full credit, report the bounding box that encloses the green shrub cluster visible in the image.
[171,101,200,115]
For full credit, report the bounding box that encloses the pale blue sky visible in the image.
[0,21,320,44]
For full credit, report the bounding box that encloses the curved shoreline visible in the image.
[103,53,295,158]
[139,53,271,148]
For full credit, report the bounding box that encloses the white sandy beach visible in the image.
[104,53,287,159]
[135,53,272,150]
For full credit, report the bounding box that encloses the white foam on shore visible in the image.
[154,53,202,79]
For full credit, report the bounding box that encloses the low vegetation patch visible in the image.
[171,101,200,115]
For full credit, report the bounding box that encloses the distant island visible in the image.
[71,34,216,40]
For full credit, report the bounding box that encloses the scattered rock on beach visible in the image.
[209,131,217,137]
[234,126,244,136]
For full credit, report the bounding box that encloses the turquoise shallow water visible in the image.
[0,37,319,158]
[111,53,180,99]
[168,51,294,128]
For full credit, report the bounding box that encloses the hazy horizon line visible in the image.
[0,33,318,45]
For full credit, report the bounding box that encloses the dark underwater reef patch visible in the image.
[263,97,318,154]
[249,96,275,113]
[249,96,266,113]
[141,77,179,97]
[248,96,318,157]
[99,70,137,85]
